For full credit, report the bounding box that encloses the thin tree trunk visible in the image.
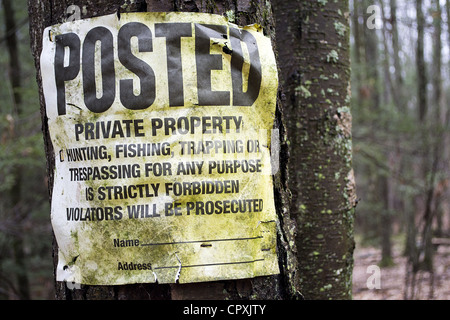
[28,0,300,300]
[421,0,443,274]
[432,0,442,123]
[417,0,427,121]
[388,0,406,245]
[380,1,393,105]
[405,0,427,260]
[405,0,434,299]
[352,0,363,105]
[378,0,393,267]
[389,0,405,111]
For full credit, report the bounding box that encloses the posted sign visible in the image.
[41,12,279,285]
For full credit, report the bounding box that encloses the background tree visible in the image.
[350,0,450,299]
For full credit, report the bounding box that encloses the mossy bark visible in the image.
[28,0,300,300]
[273,0,355,299]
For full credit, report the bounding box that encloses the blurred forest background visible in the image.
[0,0,449,299]
[351,0,450,299]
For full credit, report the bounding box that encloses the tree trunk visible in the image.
[361,2,391,264]
[377,1,393,267]
[389,0,405,111]
[416,0,427,122]
[404,0,427,261]
[273,0,355,299]
[420,0,443,274]
[28,0,300,300]
[351,0,363,105]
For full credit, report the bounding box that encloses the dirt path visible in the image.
[352,241,450,300]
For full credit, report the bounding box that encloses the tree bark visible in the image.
[273,0,355,299]
[28,0,300,300]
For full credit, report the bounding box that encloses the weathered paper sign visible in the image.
[41,12,279,285]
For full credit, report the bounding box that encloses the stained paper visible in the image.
[41,12,279,285]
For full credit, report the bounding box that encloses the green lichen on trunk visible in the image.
[274,0,355,299]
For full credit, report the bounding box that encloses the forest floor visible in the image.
[352,238,450,300]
